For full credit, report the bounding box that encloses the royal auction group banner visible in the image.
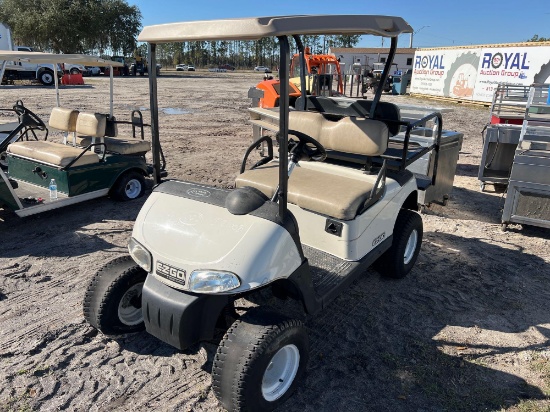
[410,44,550,103]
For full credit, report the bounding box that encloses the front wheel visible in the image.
[83,255,147,334]
[212,309,308,411]
[70,68,80,75]
[375,209,423,279]
[110,171,146,201]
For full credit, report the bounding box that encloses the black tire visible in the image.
[212,309,308,412]
[375,209,423,279]
[83,255,147,335]
[38,70,55,86]
[70,68,80,75]
[110,170,146,201]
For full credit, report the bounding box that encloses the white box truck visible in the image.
[0,23,64,85]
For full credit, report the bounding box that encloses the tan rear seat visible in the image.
[7,140,99,167]
[74,136,150,155]
[75,112,150,155]
[76,112,107,137]
[287,111,388,156]
[236,112,389,220]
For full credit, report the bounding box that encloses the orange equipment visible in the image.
[289,47,344,95]
[256,79,301,108]
[255,47,344,108]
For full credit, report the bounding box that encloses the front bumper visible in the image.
[142,275,228,350]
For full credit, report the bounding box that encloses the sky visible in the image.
[127,0,549,49]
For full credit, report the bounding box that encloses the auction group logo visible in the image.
[491,53,503,68]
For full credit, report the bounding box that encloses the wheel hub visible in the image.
[125,179,142,199]
[261,344,300,402]
[403,229,418,265]
[118,282,144,326]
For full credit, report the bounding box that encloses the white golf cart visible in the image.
[83,15,453,411]
[0,51,166,217]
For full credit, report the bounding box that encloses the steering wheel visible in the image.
[13,103,47,131]
[287,129,327,162]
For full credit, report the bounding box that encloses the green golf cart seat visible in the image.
[48,107,79,143]
[7,140,99,167]
[74,112,151,155]
[7,107,99,167]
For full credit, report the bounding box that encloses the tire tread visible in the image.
[83,255,146,334]
[212,310,306,411]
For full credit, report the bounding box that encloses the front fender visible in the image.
[142,274,228,350]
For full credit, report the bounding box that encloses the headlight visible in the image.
[128,237,152,272]
[188,270,240,293]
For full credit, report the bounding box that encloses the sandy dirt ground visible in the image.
[0,71,549,412]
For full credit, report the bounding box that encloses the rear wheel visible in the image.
[38,70,54,86]
[70,68,80,75]
[110,171,145,201]
[212,309,308,411]
[83,255,147,334]
[375,209,423,279]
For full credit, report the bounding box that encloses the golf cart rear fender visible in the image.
[141,274,229,350]
[108,164,147,188]
[383,179,419,227]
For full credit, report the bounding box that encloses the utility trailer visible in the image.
[478,84,531,191]
[83,15,462,411]
[502,84,550,231]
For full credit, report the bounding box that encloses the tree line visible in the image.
[0,0,361,68]
[0,0,141,55]
[144,35,361,69]
[527,35,550,42]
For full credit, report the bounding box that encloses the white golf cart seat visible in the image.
[74,112,151,155]
[7,107,100,168]
[236,111,389,220]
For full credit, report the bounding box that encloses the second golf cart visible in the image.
[83,15,457,411]
[0,51,166,217]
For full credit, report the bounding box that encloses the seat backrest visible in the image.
[295,96,402,136]
[76,112,107,137]
[49,107,79,132]
[289,111,388,157]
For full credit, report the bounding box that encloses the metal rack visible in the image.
[501,84,550,230]
[478,84,531,191]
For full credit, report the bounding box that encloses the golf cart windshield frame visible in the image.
[142,15,413,218]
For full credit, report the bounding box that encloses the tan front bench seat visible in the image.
[7,107,99,167]
[7,140,99,167]
[236,111,389,220]
[74,112,150,155]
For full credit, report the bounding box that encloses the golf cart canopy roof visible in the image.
[0,51,123,67]
[138,15,413,43]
